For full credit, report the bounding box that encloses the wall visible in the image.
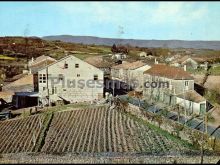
[0,153,219,164]
[129,65,151,91]
[176,97,206,115]
[38,56,104,103]
[143,74,194,97]
[126,103,220,152]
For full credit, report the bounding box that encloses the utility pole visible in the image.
[46,59,50,107]
[182,77,187,125]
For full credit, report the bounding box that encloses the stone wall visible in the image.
[0,153,219,164]
[126,103,220,152]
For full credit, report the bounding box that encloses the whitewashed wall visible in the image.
[37,55,104,103]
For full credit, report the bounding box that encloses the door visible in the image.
[200,103,206,115]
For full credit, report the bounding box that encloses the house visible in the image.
[176,90,206,115]
[127,62,152,91]
[111,53,127,60]
[111,61,131,81]
[165,54,181,63]
[84,56,114,78]
[143,64,207,115]
[28,55,57,74]
[139,52,147,58]
[171,55,207,70]
[35,55,104,105]
[111,61,151,91]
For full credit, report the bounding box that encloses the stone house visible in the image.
[85,57,113,78]
[111,53,127,60]
[143,64,207,115]
[35,55,104,105]
[111,61,151,91]
[176,90,207,115]
[171,55,208,70]
[111,61,131,81]
[28,55,57,74]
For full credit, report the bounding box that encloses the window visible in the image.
[43,87,46,91]
[52,87,57,94]
[94,74,98,80]
[75,64,79,68]
[64,62,68,69]
[39,74,46,83]
[63,89,66,91]
[185,81,189,86]
[77,74,80,77]
[59,74,63,81]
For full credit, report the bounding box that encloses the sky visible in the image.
[0,1,220,40]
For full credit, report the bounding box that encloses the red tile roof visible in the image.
[143,64,193,80]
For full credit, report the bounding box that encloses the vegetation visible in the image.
[204,88,220,105]
[186,67,207,75]
[42,107,192,153]
[111,44,129,54]
[124,111,196,150]
[0,55,16,60]
[209,66,220,75]
[0,115,45,153]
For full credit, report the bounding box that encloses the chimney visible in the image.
[184,65,187,71]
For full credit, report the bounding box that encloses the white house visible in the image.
[170,55,207,70]
[176,90,206,115]
[111,61,151,91]
[35,55,104,105]
[111,53,127,60]
[143,64,207,115]
[139,52,147,58]
[28,55,57,74]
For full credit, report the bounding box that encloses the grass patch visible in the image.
[0,55,16,60]
[209,66,220,75]
[124,111,198,150]
[186,67,207,75]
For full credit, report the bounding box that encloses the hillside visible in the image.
[43,35,220,50]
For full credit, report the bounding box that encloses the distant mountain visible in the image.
[42,35,220,50]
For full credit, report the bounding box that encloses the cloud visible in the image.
[151,2,208,25]
[50,2,208,26]
[51,2,153,24]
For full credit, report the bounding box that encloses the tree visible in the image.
[111,44,117,53]
[111,44,129,55]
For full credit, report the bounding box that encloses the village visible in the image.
[0,37,220,163]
